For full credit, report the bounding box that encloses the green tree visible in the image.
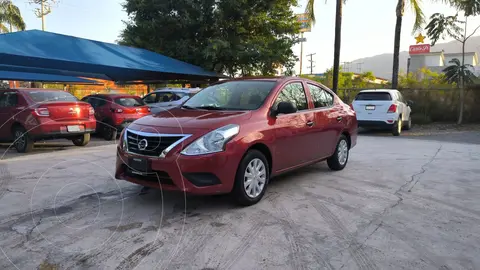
[0,0,26,33]
[120,0,300,77]
[443,58,477,85]
[391,0,426,89]
[305,0,346,93]
[425,0,480,124]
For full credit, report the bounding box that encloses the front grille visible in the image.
[124,165,174,185]
[126,130,185,157]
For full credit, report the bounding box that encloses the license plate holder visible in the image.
[365,105,376,110]
[128,157,151,173]
[67,125,82,132]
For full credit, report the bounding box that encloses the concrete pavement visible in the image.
[0,135,479,269]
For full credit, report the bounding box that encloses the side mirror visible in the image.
[271,101,297,117]
[407,100,414,106]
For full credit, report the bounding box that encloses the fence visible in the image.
[338,86,480,123]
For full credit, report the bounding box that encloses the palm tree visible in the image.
[305,0,346,93]
[443,58,477,85]
[391,0,425,89]
[0,0,26,33]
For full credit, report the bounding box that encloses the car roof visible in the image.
[8,88,66,92]
[152,87,201,93]
[358,89,398,93]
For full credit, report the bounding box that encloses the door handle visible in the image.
[336,116,343,122]
[306,121,314,127]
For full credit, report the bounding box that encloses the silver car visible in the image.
[142,88,201,114]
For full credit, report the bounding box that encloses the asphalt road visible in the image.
[1,134,480,269]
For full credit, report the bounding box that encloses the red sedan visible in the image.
[0,89,96,153]
[116,77,357,205]
[81,94,151,140]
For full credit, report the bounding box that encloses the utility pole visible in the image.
[356,62,364,73]
[41,0,45,30]
[306,53,316,75]
[341,61,351,72]
[299,32,304,75]
[30,0,55,31]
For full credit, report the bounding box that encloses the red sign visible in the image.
[409,44,431,55]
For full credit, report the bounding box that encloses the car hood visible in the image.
[127,107,252,134]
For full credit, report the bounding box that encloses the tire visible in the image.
[392,117,402,136]
[12,126,34,153]
[403,117,412,131]
[72,133,91,146]
[327,135,349,171]
[102,122,117,141]
[232,150,270,206]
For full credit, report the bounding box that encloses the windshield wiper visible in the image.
[193,105,225,110]
[181,105,198,110]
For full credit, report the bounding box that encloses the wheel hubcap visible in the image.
[244,158,266,198]
[337,140,348,166]
[398,119,402,133]
[15,131,25,149]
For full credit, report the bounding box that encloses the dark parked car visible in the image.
[115,77,357,205]
[0,89,96,153]
[81,94,151,140]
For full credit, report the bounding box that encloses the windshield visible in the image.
[355,92,392,101]
[183,81,276,110]
[114,97,145,107]
[27,91,78,103]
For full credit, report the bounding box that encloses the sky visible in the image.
[10,0,480,74]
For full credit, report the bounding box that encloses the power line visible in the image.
[306,53,316,75]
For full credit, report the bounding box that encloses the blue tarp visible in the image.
[0,30,223,82]
[0,70,98,84]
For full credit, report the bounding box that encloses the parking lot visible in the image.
[1,131,480,270]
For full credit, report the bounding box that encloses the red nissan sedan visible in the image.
[116,77,357,205]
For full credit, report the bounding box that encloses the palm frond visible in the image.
[409,0,426,33]
[0,23,9,33]
[305,0,315,24]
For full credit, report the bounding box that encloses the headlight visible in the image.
[119,129,128,151]
[181,124,239,156]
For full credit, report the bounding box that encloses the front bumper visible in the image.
[115,146,242,195]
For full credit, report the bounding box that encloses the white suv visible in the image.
[352,89,412,136]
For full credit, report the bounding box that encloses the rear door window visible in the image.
[274,82,308,111]
[355,92,392,101]
[27,91,78,103]
[308,84,334,108]
[114,97,145,107]
[143,93,157,104]
[0,92,18,107]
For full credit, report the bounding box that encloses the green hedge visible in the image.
[338,86,480,123]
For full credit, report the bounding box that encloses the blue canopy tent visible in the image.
[0,70,98,84]
[0,30,224,82]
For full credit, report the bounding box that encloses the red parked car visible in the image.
[81,94,151,141]
[115,77,357,205]
[0,89,96,153]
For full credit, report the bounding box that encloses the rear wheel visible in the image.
[12,126,34,153]
[72,133,90,146]
[327,135,349,171]
[232,150,269,206]
[102,122,117,141]
[392,117,402,136]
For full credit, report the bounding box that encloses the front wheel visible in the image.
[72,133,91,146]
[327,135,349,171]
[232,150,269,206]
[403,117,412,130]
